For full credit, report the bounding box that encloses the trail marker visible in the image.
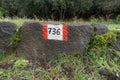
[43,24,68,41]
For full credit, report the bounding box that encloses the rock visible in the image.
[17,22,94,61]
[0,22,16,53]
[113,32,120,51]
[99,69,120,80]
[92,24,108,34]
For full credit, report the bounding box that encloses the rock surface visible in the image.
[113,32,120,51]
[17,22,94,60]
[92,24,108,34]
[0,22,16,53]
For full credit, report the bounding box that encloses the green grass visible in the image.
[0,17,34,29]
[106,24,120,32]
[0,17,119,31]
[0,53,106,80]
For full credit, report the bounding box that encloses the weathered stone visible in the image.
[113,32,120,51]
[0,22,16,52]
[92,24,108,34]
[17,22,94,60]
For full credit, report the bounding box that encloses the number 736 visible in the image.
[48,28,61,35]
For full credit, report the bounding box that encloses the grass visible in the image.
[0,53,106,80]
[106,24,120,32]
[0,17,35,29]
[0,18,120,80]
[0,17,119,31]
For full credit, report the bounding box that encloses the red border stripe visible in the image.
[43,24,48,40]
[63,24,68,41]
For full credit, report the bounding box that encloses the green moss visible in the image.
[87,31,116,53]
[85,31,120,76]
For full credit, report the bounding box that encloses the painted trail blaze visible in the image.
[43,24,68,41]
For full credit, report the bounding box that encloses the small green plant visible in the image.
[14,59,29,68]
[11,29,20,53]
[1,28,21,54]
[0,71,4,76]
[87,31,116,52]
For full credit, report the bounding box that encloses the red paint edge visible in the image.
[63,24,68,41]
[43,24,48,40]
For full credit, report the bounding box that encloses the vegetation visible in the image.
[0,0,120,79]
[0,53,106,80]
[0,0,120,20]
[0,18,120,79]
